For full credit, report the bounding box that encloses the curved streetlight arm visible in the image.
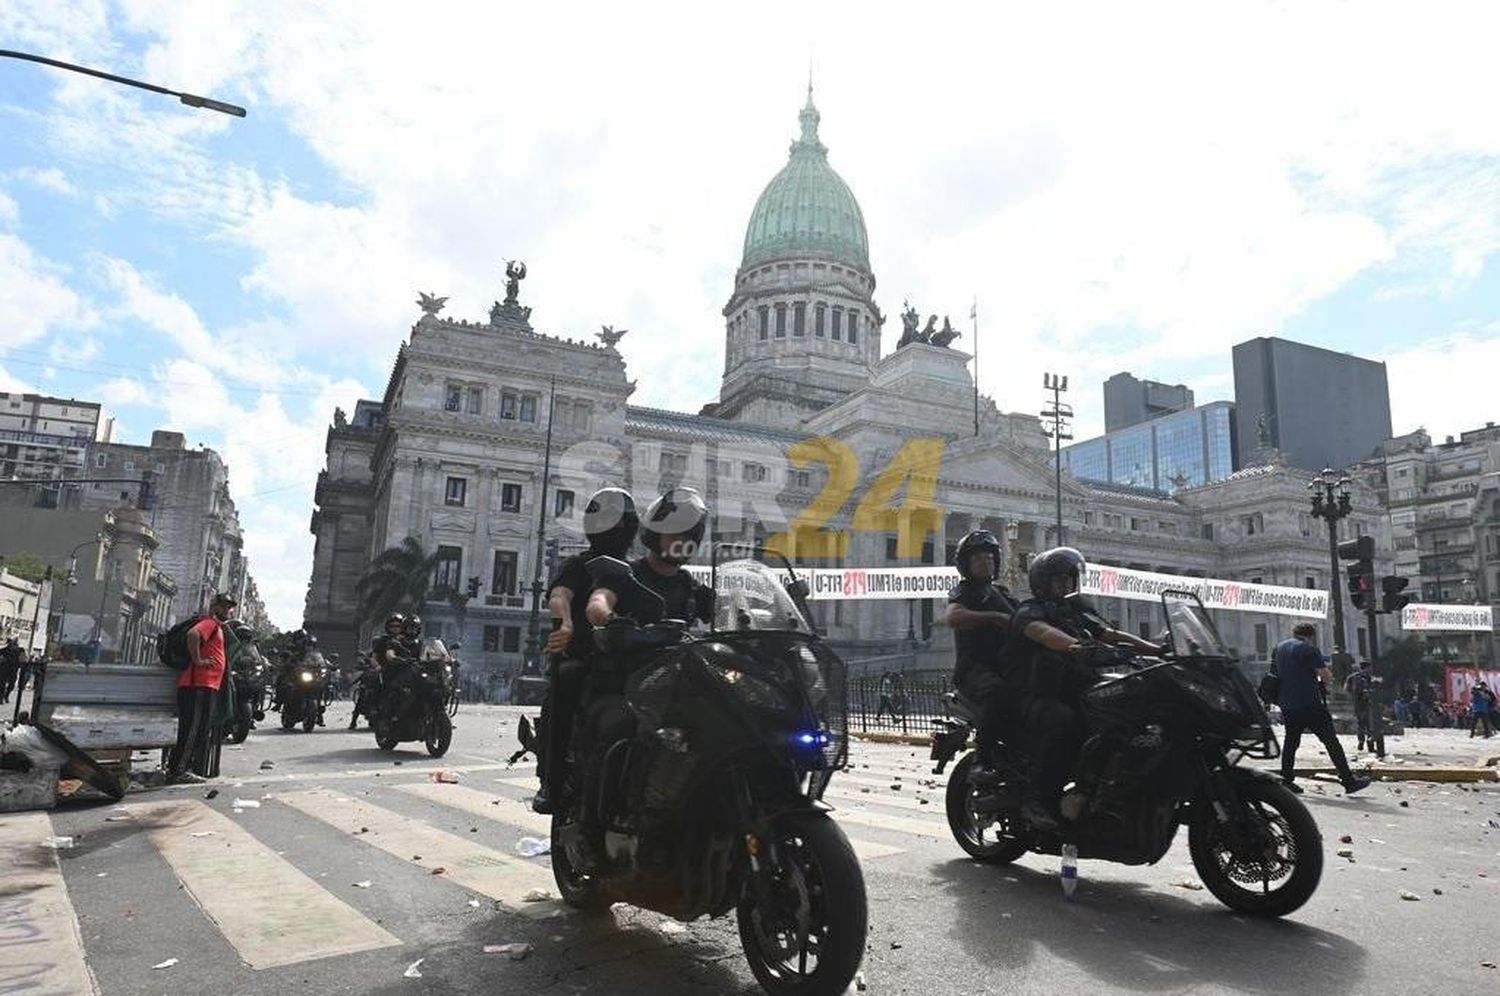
[0,49,246,117]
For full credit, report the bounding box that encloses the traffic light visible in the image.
[1338,535,1375,611]
[1380,575,1412,614]
[465,575,481,599]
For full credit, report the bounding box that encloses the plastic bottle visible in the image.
[431,770,460,784]
[1060,844,1078,901]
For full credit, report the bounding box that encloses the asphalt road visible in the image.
[7,703,1500,996]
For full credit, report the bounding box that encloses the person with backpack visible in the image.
[164,592,236,784]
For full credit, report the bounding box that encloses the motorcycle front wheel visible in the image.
[373,715,399,751]
[425,708,452,757]
[736,812,867,996]
[302,697,318,733]
[1188,771,1323,917]
[226,702,251,744]
[945,752,1029,864]
[280,701,298,731]
[550,812,610,913]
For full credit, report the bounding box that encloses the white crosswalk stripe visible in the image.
[4,743,948,983]
[276,788,565,919]
[123,799,401,969]
[0,811,99,996]
[489,776,910,860]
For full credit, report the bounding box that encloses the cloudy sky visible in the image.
[3,1,1499,628]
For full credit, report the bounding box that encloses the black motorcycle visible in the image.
[530,550,867,996]
[349,654,382,730]
[372,638,454,757]
[933,590,1323,918]
[225,647,268,744]
[277,653,329,733]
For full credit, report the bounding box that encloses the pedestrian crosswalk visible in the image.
[0,744,954,986]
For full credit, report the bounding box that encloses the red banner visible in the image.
[1444,667,1500,706]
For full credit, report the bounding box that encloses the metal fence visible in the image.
[847,671,951,736]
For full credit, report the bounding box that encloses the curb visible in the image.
[852,731,934,748]
[1294,764,1498,784]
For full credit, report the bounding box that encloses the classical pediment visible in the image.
[941,439,1084,498]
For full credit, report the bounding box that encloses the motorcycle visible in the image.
[932,590,1323,918]
[277,652,329,733]
[225,646,268,744]
[372,637,455,757]
[531,549,867,996]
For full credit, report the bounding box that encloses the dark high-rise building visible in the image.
[1232,336,1392,472]
[1103,372,1195,431]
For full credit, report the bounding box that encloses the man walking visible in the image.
[1276,623,1370,795]
[1343,660,1377,754]
[1470,682,1496,739]
[0,638,22,703]
[164,593,236,784]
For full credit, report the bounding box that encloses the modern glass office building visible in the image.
[1063,401,1238,491]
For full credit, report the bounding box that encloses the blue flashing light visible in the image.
[793,731,831,747]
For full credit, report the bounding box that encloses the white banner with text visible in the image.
[687,562,1329,616]
[1402,603,1494,632]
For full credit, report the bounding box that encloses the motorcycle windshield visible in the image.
[710,560,811,633]
[1163,591,1231,658]
[418,637,451,662]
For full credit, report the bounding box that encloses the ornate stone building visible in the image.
[304,91,1396,685]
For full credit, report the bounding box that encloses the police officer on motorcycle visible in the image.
[574,487,717,864]
[532,486,640,814]
[944,529,1020,750]
[1003,547,1162,830]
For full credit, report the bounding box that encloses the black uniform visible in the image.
[948,580,1019,743]
[1001,597,1105,806]
[574,557,714,839]
[537,554,599,799]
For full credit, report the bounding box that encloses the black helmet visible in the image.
[402,615,423,636]
[583,487,639,557]
[954,529,1002,581]
[640,487,708,564]
[384,613,405,632]
[230,622,256,642]
[1027,546,1086,600]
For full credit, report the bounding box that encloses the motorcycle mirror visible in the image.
[785,579,810,601]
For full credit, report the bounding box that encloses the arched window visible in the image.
[814,303,826,337]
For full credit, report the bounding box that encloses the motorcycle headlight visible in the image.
[1172,665,1240,716]
[706,660,789,713]
[299,670,314,683]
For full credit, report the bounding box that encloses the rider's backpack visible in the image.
[156,615,206,671]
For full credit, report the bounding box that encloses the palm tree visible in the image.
[355,537,444,629]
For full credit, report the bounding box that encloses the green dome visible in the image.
[741,89,870,272]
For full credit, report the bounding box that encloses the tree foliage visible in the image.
[0,552,52,584]
[355,537,441,629]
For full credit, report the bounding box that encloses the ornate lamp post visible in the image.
[1308,469,1354,673]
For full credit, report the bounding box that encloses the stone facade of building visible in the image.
[79,430,264,628]
[1353,424,1500,664]
[303,92,1398,687]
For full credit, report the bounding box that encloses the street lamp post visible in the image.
[1308,469,1355,673]
[1041,374,1072,546]
[523,376,559,677]
[0,50,246,116]
[55,535,103,648]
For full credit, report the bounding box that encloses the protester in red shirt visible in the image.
[165,592,236,784]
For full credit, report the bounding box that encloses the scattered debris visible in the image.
[889,784,902,791]
[40,836,74,850]
[430,867,447,876]
[890,941,903,949]
[1400,801,1410,808]
[1399,890,1422,902]
[855,972,868,991]
[1433,888,1444,896]
[467,899,482,908]
[259,760,275,771]
[105,815,130,823]
[403,958,424,978]
[515,836,551,857]
[152,958,178,970]
[231,799,260,809]
[522,888,554,903]
[190,831,215,838]
[483,943,533,960]
[95,872,107,878]
[354,881,372,889]
[1339,835,1353,844]
[1337,849,1355,860]
[204,789,219,800]
[1172,880,1205,891]
[1482,961,1497,969]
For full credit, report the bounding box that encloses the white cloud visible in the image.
[49,335,100,363]
[7,166,77,197]
[1383,327,1500,441]
[0,232,94,351]
[97,375,152,406]
[0,190,17,225]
